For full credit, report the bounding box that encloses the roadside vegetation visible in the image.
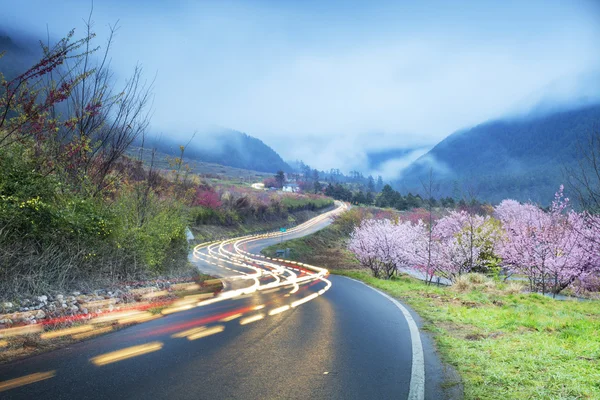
[264,201,600,399]
[0,26,192,298]
[189,183,333,242]
[349,186,599,296]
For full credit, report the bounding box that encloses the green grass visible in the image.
[261,220,359,269]
[334,270,600,400]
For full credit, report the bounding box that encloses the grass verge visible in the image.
[261,213,359,269]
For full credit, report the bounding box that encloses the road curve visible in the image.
[0,202,450,399]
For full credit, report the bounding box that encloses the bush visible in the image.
[0,146,190,297]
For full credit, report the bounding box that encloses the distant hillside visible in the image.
[0,33,40,80]
[146,129,292,173]
[396,104,600,204]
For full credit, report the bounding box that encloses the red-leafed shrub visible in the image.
[193,187,222,209]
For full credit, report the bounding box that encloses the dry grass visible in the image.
[452,274,525,296]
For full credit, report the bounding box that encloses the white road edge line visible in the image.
[344,277,425,400]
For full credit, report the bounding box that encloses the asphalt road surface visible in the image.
[0,203,451,399]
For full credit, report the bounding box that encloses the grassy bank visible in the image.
[263,212,600,399]
[261,207,362,268]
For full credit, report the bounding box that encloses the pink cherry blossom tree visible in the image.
[348,219,402,279]
[495,186,598,295]
[435,210,501,281]
[348,218,442,281]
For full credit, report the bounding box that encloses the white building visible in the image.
[282,183,300,193]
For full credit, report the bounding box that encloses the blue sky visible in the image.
[2,0,600,176]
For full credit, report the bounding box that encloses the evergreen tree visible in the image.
[376,176,384,192]
[367,175,375,193]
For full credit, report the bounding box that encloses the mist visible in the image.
[1,0,599,177]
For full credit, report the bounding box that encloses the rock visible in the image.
[22,299,31,305]
[26,318,36,325]
[55,294,64,301]
[69,305,79,313]
[0,318,12,324]
[72,291,81,296]
[20,307,29,312]
[35,310,46,319]
[37,295,48,303]
[81,308,88,314]
[61,303,68,308]
[2,302,14,309]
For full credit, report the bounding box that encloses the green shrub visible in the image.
[0,146,189,297]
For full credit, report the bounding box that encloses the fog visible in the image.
[2,0,600,178]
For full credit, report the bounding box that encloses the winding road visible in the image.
[0,202,451,399]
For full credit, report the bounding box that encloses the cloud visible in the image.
[369,148,431,181]
[2,0,600,173]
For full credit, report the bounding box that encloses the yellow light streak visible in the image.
[40,325,93,340]
[0,324,42,338]
[91,310,144,324]
[0,371,56,392]
[160,304,194,315]
[268,305,290,316]
[72,326,113,340]
[90,342,163,366]
[141,290,168,299]
[118,312,161,325]
[171,326,207,339]
[187,325,225,340]
[219,313,243,322]
[291,293,319,308]
[239,314,264,325]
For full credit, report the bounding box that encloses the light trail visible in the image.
[187,201,347,314]
[90,342,163,366]
[0,371,56,392]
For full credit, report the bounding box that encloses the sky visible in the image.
[2,0,600,178]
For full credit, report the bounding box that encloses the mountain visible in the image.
[147,129,292,173]
[396,104,600,204]
[0,32,40,80]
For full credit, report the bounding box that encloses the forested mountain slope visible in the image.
[147,129,292,173]
[397,104,600,204]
